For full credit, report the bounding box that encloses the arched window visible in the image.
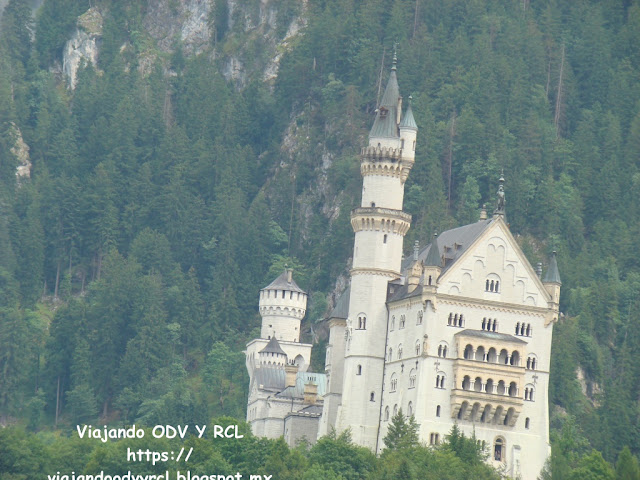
[415,341,421,356]
[486,279,490,291]
[448,313,452,326]
[383,234,388,244]
[357,315,367,329]
[384,406,390,421]
[408,401,413,416]
[390,374,398,392]
[515,322,520,335]
[390,316,395,331]
[400,315,406,329]
[436,405,441,417]
[409,369,416,388]
[526,324,531,336]
[357,365,362,375]
[388,348,393,362]
[510,350,520,366]
[485,378,494,394]
[398,344,403,360]
[393,404,398,416]
[438,342,448,357]
[417,310,423,325]
[508,382,518,397]
[459,314,464,327]
[370,392,375,402]
[482,317,487,330]
[462,375,471,390]
[525,417,530,429]
[464,344,474,360]
[494,437,505,462]
[443,346,447,358]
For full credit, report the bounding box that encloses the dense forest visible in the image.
[1,0,640,477]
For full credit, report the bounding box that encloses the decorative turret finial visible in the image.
[392,43,398,71]
[493,172,506,217]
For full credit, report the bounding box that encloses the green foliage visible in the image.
[382,409,419,451]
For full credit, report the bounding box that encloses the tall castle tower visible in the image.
[333,55,418,448]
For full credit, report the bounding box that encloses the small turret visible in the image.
[542,251,561,306]
[407,240,422,293]
[399,95,418,164]
[259,336,288,367]
[493,173,506,219]
[423,234,442,287]
[259,269,308,342]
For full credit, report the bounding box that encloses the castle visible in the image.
[245,56,561,480]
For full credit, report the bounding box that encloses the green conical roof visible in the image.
[543,252,561,284]
[399,97,417,130]
[424,234,441,267]
[369,59,401,139]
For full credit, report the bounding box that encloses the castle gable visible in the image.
[438,219,551,307]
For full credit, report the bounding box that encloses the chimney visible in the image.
[286,268,293,284]
[480,204,487,220]
[303,382,318,405]
[285,363,297,388]
[397,95,403,125]
[536,262,543,278]
[413,240,419,261]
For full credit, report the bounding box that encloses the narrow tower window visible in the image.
[383,234,388,244]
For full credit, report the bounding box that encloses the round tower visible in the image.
[337,54,417,449]
[259,336,288,367]
[259,268,307,342]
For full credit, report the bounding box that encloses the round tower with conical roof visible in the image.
[259,268,307,342]
[337,55,417,449]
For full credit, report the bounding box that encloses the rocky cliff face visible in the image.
[61,0,307,90]
[9,123,31,180]
[63,7,103,88]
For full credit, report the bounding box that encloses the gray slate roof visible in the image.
[455,329,527,344]
[260,336,287,356]
[264,270,306,294]
[399,101,417,130]
[369,68,400,139]
[424,234,442,267]
[403,219,494,275]
[276,372,328,398]
[543,253,561,284]
[330,286,350,319]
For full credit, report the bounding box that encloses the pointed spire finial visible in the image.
[392,43,398,71]
[493,172,506,218]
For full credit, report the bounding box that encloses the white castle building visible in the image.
[245,56,561,480]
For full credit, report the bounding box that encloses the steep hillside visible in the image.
[1,0,640,476]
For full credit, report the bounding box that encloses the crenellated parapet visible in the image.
[350,207,411,236]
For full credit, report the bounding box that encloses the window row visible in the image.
[481,317,498,332]
[383,401,414,421]
[390,311,423,330]
[457,402,516,428]
[462,345,522,366]
[461,376,522,397]
[485,279,500,292]
[389,369,418,392]
[387,341,422,361]
[447,313,465,327]
[515,322,532,337]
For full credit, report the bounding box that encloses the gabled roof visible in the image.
[403,219,494,275]
[275,372,327,398]
[330,286,350,319]
[264,270,306,294]
[260,336,286,356]
[543,253,561,284]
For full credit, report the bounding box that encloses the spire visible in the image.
[424,234,441,267]
[369,53,401,139]
[400,95,418,130]
[493,172,506,218]
[543,251,562,284]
